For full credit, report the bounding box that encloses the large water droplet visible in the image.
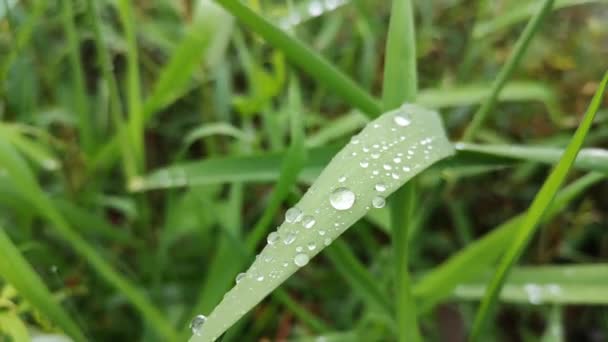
[294,253,310,267]
[235,273,246,284]
[285,207,303,223]
[284,233,296,245]
[329,187,356,210]
[372,196,386,208]
[267,232,280,245]
[375,182,387,192]
[302,215,316,229]
[394,114,411,127]
[190,314,207,336]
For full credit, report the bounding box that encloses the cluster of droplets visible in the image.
[524,283,563,305]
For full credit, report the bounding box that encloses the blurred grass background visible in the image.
[1,0,608,341]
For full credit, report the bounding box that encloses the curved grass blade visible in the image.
[414,172,604,313]
[462,0,555,141]
[0,227,87,341]
[469,71,608,341]
[455,143,608,174]
[189,104,453,341]
[214,0,382,118]
[454,264,608,305]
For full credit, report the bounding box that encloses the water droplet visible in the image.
[350,137,360,144]
[190,315,207,336]
[307,242,317,251]
[360,161,369,168]
[394,114,411,127]
[372,170,380,176]
[235,273,246,284]
[371,153,380,159]
[329,187,356,210]
[392,173,400,180]
[319,230,326,236]
[267,232,279,245]
[402,166,411,172]
[294,253,310,267]
[372,196,386,208]
[375,182,387,192]
[324,238,332,246]
[308,1,323,16]
[285,207,303,223]
[296,246,303,253]
[393,157,402,163]
[284,233,296,245]
[257,275,265,282]
[301,215,316,229]
[383,164,392,170]
[524,283,543,305]
[338,175,346,182]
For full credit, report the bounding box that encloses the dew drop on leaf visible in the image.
[267,232,279,245]
[375,183,387,192]
[294,253,310,267]
[190,314,207,336]
[329,187,356,210]
[285,207,303,223]
[372,196,386,208]
[302,215,316,229]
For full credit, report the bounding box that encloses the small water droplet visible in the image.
[375,182,387,192]
[307,242,317,251]
[257,275,265,282]
[383,164,392,170]
[294,253,310,267]
[190,314,207,336]
[285,207,303,223]
[372,196,386,208]
[402,166,411,172]
[338,175,346,183]
[392,173,400,180]
[324,238,332,246]
[296,246,303,253]
[284,233,296,245]
[524,283,543,305]
[329,187,356,210]
[351,137,360,144]
[394,114,411,127]
[393,157,402,163]
[319,230,326,236]
[302,215,316,229]
[235,273,246,284]
[267,232,279,245]
[360,161,369,168]
[371,153,380,159]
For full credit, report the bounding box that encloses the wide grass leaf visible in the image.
[189,104,453,341]
[470,71,608,340]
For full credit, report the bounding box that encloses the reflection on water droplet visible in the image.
[372,196,386,208]
[307,242,317,251]
[524,283,543,305]
[235,273,246,284]
[360,161,369,168]
[329,187,356,210]
[190,314,207,336]
[375,183,387,192]
[284,233,296,245]
[383,164,392,170]
[267,232,279,245]
[302,215,316,229]
[371,153,380,159]
[338,175,346,182]
[393,157,402,163]
[285,207,303,223]
[257,275,265,282]
[294,253,310,267]
[394,114,411,127]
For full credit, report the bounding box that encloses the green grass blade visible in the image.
[473,0,604,39]
[454,264,608,305]
[85,0,137,180]
[61,0,92,153]
[189,104,453,341]
[469,71,608,341]
[381,0,420,340]
[0,227,87,341]
[414,171,605,312]
[462,0,555,141]
[455,143,608,174]
[324,240,393,317]
[214,0,382,118]
[116,0,145,171]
